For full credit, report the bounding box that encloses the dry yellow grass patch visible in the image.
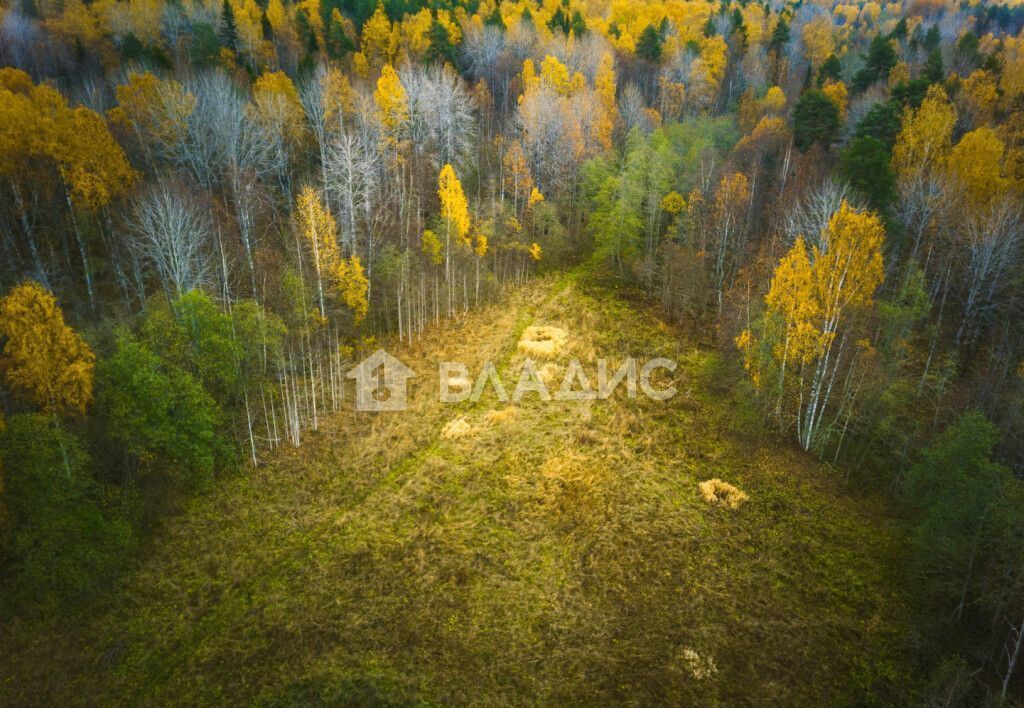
[441,417,473,439]
[483,407,517,425]
[517,325,568,359]
[505,449,611,524]
[698,478,749,509]
[674,648,719,680]
[539,362,561,385]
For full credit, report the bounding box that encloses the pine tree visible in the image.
[839,137,897,213]
[218,0,239,52]
[891,17,908,40]
[923,48,944,84]
[793,89,840,151]
[484,4,504,29]
[853,34,897,90]
[260,9,273,40]
[295,7,319,53]
[636,24,663,62]
[426,18,455,65]
[569,10,586,36]
[325,9,354,58]
[817,54,842,86]
[768,15,789,52]
[546,6,568,35]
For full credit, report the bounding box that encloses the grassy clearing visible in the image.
[1,274,918,706]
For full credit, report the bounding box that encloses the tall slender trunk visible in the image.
[63,187,95,311]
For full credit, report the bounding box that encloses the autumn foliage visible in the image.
[0,282,95,417]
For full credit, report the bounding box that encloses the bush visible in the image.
[97,335,224,490]
[0,414,132,611]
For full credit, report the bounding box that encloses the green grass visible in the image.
[1,275,920,706]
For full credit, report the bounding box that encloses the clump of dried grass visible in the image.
[698,478,748,509]
[675,648,719,680]
[539,363,561,385]
[441,417,473,439]
[483,407,517,424]
[518,326,568,359]
[506,449,610,524]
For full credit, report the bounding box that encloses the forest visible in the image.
[2,0,1024,703]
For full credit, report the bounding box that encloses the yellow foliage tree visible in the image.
[688,36,727,110]
[361,2,396,68]
[528,187,545,209]
[322,66,355,132]
[45,0,111,63]
[999,34,1024,104]
[421,229,443,265]
[438,163,470,241]
[398,7,433,56]
[336,255,369,324]
[742,202,885,448]
[0,282,95,417]
[814,202,886,324]
[661,191,685,215]
[438,162,470,283]
[959,70,998,126]
[1,71,134,305]
[251,69,305,145]
[801,15,835,68]
[503,139,533,211]
[945,127,1011,208]
[888,61,910,88]
[294,187,367,323]
[55,106,137,210]
[762,86,786,114]
[266,0,290,35]
[521,57,537,97]
[374,63,409,150]
[295,185,339,318]
[892,84,956,180]
[541,55,585,96]
[352,52,370,79]
[821,80,847,120]
[765,236,822,363]
[110,72,196,152]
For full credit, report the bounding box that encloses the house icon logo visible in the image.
[347,349,416,412]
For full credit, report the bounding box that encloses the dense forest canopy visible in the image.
[3,0,1024,701]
